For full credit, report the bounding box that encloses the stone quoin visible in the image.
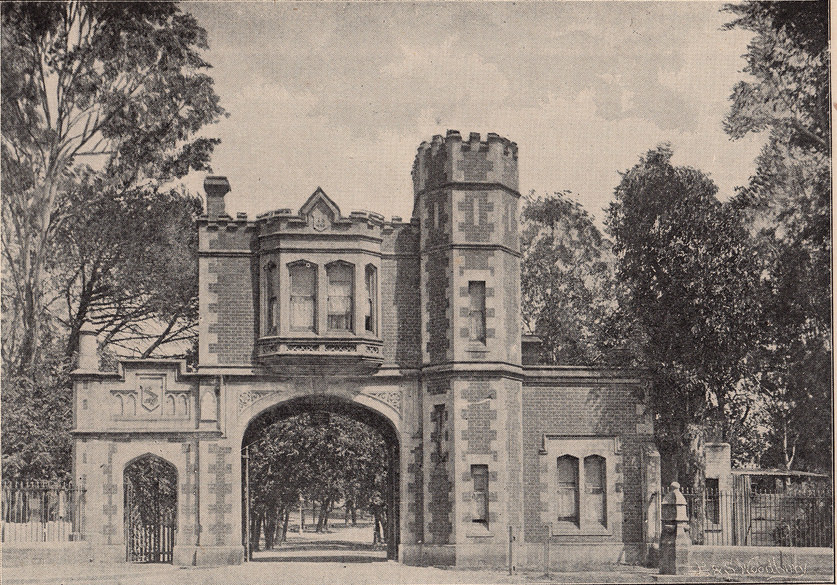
[72,132,660,568]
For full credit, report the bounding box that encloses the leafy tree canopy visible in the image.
[246,413,389,548]
[723,0,828,152]
[50,177,201,360]
[607,145,763,484]
[520,192,617,365]
[0,334,72,480]
[723,0,831,474]
[1,1,225,374]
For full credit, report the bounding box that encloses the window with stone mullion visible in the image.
[290,263,317,331]
[557,455,579,526]
[365,265,377,333]
[327,263,353,331]
[584,455,606,527]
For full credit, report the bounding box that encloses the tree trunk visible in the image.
[281,507,290,543]
[687,423,706,491]
[782,420,797,490]
[17,179,61,376]
[782,419,796,471]
[351,505,357,526]
[323,501,331,531]
[315,500,324,532]
[264,506,277,549]
[18,261,40,376]
[316,498,331,532]
[250,511,263,552]
[272,506,285,546]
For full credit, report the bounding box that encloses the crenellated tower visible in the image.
[411,131,524,565]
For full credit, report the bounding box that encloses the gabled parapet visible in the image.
[72,358,204,436]
[412,130,519,201]
[253,188,388,238]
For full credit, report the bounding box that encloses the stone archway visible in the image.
[240,395,401,561]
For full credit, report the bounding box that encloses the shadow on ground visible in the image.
[253,554,385,563]
[251,534,388,564]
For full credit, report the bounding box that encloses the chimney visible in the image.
[78,321,99,371]
[204,176,231,220]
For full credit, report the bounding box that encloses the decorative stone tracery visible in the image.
[363,389,402,413]
[237,390,273,413]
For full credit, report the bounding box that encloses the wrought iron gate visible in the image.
[124,481,176,563]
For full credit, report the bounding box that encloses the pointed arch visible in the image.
[200,389,218,422]
[124,454,178,563]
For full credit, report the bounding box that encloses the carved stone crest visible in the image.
[139,379,163,412]
[311,207,329,231]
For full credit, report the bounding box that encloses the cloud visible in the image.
[183,2,762,224]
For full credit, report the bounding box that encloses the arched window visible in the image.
[290,262,317,331]
[327,262,353,331]
[365,265,377,333]
[557,455,579,525]
[584,455,606,527]
[200,390,217,422]
[265,263,278,334]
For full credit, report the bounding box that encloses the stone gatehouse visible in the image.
[72,131,661,568]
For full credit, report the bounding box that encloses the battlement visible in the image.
[412,130,519,197]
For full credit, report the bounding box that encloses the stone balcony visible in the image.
[255,336,384,375]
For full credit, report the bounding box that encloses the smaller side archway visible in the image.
[124,454,178,563]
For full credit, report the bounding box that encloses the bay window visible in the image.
[327,262,353,331]
[365,265,377,333]
[290,261,317,331]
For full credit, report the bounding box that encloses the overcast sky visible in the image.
[182,1,764,227]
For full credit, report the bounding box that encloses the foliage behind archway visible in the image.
[246,412,389,550]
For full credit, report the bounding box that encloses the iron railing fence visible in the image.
[1,480,85,543]
[677,487,832,548]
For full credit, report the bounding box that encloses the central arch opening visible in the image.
[241,396,400,563]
